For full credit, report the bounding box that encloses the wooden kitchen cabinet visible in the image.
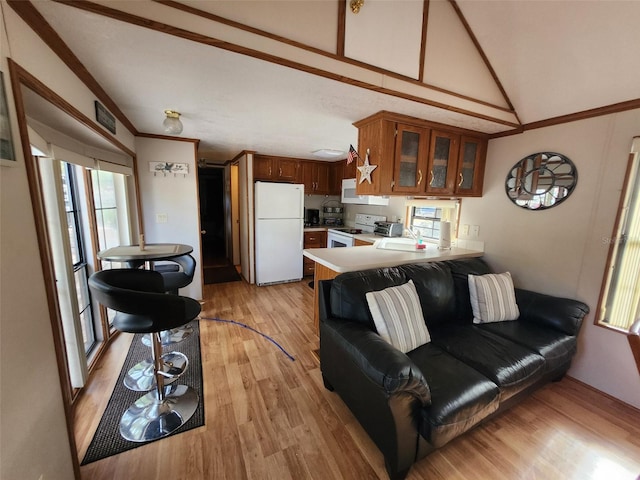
[353,111,488,197]
[254,154,348,195]
[426,130,460,195]
[392,124,430,194]
[301,161,331,195]
[353,238,373,246]
[253,155,299,182]
[343,157,357,179]
[329,159,357,195]
[303,230,327,276]
[329,161,343,195]
[455,136,486,196]
[354,115,396,195]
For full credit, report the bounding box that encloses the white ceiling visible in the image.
[458,0,640,124]
[24,1,640,162]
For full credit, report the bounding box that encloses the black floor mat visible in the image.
[204,265,242,284]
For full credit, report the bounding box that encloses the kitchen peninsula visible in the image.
[304,244,483,331]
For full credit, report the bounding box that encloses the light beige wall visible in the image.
[0,4,75,479]
[461,108,640,408]
[135,138,202,300]
[424,0,507,107]
[2,4,135,154]
[345,0,423,78]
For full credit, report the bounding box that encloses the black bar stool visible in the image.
[89,268,200,442]
[127,255,198,347]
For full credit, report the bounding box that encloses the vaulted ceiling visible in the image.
[9,0,640,161]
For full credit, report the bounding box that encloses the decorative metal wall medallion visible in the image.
[505,152,577,210]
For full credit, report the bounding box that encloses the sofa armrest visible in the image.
[323,318,431,402]
[320,317,431,478]
[515,288,590,336]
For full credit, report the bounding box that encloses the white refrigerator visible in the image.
[255,182,304,286]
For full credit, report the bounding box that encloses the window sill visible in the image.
[595,321,631,335]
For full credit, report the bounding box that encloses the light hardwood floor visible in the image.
[75,279,640,479]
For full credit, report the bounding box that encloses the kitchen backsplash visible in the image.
[305,195,407,227]
[344,197,406,226]
[304,194,341,223]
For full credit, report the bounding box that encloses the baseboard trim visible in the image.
[565,375,640,414]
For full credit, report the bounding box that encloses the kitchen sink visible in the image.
[374,237,428,252]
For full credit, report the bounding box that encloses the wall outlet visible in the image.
[156,213,168,224]
[471,225,480,238]
[461,224,470,236]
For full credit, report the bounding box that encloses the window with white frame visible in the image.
[91,168,132,327]
[92,169,129,252]
[61,162,97,354]
[406,199,460,242]
[598,138,640,332]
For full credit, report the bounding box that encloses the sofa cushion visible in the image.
[330,267,407,329]
[408,344,499,448]
[478,321,577,372]
[468,272,520,324]
[444,258,493,323]
[401,263,456,330]
[431,325,545,400]
[366,280,431,353]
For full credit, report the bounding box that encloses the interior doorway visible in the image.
[198,166,242,284]
[199,166,227,263]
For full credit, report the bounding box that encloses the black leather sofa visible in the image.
[318,258,589,480]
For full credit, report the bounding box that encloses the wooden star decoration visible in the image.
[357,155,378,184]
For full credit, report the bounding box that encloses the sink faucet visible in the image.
[404,228,419,241]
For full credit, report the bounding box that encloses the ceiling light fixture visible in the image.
[312,149,346,159]
[163,109,183,135]
[350,0,364,14]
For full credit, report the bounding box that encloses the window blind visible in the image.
[601,142,640,331]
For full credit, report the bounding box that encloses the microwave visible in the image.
[341,178,390,206]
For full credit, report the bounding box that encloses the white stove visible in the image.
[327,214,386,248]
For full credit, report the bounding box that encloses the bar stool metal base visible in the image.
[124,351,188,392]
[119,384,199,442]
[141,323,194,347]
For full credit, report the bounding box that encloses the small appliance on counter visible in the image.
[374,221,404,237]
[304,208,320,227]
[323,217,344,227]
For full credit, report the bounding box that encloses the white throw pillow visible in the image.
[365,280,431,353]
[468,272,520,324]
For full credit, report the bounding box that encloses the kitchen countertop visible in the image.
[303,244,483,273]
[302,229,409,246]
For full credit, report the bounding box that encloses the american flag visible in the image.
[346,144,359,164]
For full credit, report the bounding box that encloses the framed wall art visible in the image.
[0,71,16,165]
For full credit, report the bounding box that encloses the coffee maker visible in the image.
[305,208,320,227]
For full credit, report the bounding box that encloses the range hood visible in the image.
[341,178,390,206]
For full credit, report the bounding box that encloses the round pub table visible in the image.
[97,243,193,263]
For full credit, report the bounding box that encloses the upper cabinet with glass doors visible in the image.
[392,124,430,194]
[455,136,486,196]
[427,130,460,195]
[353,111,487,197]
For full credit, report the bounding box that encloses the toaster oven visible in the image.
[374,221,404,237]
